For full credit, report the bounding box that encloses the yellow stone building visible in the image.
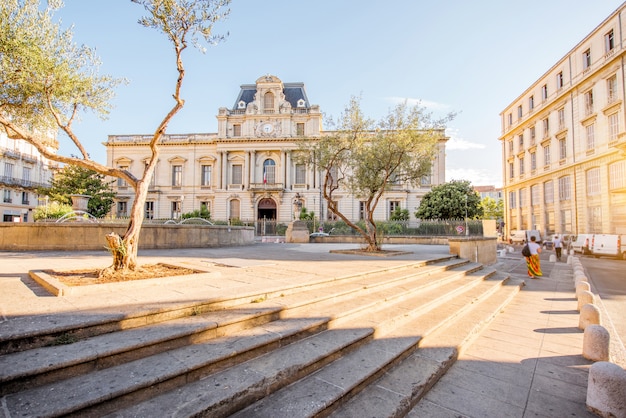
[106,75,448,230]
[500,5,626,238]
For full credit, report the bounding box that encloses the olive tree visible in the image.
[300,97,454,252]
[0,0,230,275]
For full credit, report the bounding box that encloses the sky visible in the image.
[51,0,626,188]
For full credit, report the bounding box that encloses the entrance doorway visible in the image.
[257,197,276,220]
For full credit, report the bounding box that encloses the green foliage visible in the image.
[38,164,115,218]
[415,180,483,220]
[181,204,211,219]
[390,208,409,221]
[480,196,503,220]
[298,207,315,220]
[33,201,73,220]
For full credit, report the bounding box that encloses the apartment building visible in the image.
[106,75,448,227]
[0,131,57,222]
[500,4,626,238]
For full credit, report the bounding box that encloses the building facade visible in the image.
[500,5,626,238]
[106,75,448,229]
[0,131,57,222]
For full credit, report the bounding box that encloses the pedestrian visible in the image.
[525,236,543,278]
[553,235,562,261]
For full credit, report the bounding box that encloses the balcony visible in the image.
[248,182,283,191]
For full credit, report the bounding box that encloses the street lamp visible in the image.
[464,194,468,236]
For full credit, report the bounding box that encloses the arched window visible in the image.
[264,92,274,112]
[263,159,276,184]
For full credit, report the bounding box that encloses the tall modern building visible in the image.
[500,4,626,238]
[0,132,57,222]
[105,75,448,228]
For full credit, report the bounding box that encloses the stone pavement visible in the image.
[0,243,606,417]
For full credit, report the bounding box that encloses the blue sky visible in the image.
[53,0,625,188]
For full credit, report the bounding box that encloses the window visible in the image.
[605,29,615,53]
[518,134,524,149]
[556,72,564,89]
[229,199,240,220]
[117,165,128,187]
[558,176,571,201]
[508,191,516,209]
[541,84,548,101]
[529,96,534,110]
[201,165,211,187]
[117,201,128,217]
[171,201,181,219]
[421,174,431,185]
[519,189,526,207]
[530,126,536,143]
[609,161,626,190]
[296,123,305,136]
[542,118,550,138]
[530,185,539,206]
[509,162,514,179]
[22,166,31,182]
[607,74,618,103]
[517,105,523,118]
[584,90,594,115]
[262,159,275,184]
[21,191,28,205]
[233,124,241,137]
[530,152,536,171]
[145,201,154,219]
[263,92,274,112]
[583,48,591,70]
[295,163,306,184]
[586,168,601,196]
[519,157,525,175]
[3,189,10,203]
[507,113,512,126]
[171,165,182,187]
[586,124,595,151]
[559,138,567,160]
[508,140,514,153]
[389,200,400,219]
[543,144,551,166]
[608,113,619,142]
[588,206,602,233]
[231,164,243,185]
[544,181,554,204]
[4,162,14,178]
[558,108,565,130]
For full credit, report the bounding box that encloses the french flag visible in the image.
[263,168,267,184]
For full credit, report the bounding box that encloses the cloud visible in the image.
[446,168,502,188]
[445,128,486,150]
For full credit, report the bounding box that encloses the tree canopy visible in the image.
[38,164,116,218]
[300,97,455,251]
[415,180,483,220]
[480,196,503,221]
[1,0,231,274]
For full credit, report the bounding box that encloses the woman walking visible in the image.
[525,235,543,278]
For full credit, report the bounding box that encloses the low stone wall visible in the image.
[448,237,497,265]
[309,235,450,246]
[0,223,254,251]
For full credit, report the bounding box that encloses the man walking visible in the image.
[553,235,563,261]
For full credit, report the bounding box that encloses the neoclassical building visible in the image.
[0,132,57,222]
[106,75,448,229]
[500,4,626,238]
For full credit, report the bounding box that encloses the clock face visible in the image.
[262,123,273,133]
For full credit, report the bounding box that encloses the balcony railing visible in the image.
[248,182,284,191]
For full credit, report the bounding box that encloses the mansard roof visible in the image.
[232,76,311,110]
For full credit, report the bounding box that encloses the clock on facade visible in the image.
[262,123,274,134]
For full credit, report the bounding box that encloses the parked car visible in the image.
[571,234,593,255]
[509,230,542,245]
[590,234,626,260]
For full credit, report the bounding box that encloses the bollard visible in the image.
[587,361,626,417]
[577,290,594,312]
[579,303,601,330]
[576,281,591,294]
[583,325,610,361]
[549,254,556,262]
[567,255,573,264]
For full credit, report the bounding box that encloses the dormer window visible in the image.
[264,92,274,112]
[237,100,246,109]
[297,99,305,108]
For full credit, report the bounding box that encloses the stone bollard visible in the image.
[583,325,610,361]
[574,275,589,287]
[579,304,601,330]
[567,255,573,264]
[577,290,594,312]
[508,246,514,253]
[587,361,626,417]
[549,254,556,262]
[576,281,591,294]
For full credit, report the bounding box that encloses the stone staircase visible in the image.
[0,256,524,417]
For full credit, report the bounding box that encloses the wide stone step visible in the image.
[0,259,469,395]
[107,270,515,417]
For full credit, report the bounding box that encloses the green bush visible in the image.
[34,202,73,221]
